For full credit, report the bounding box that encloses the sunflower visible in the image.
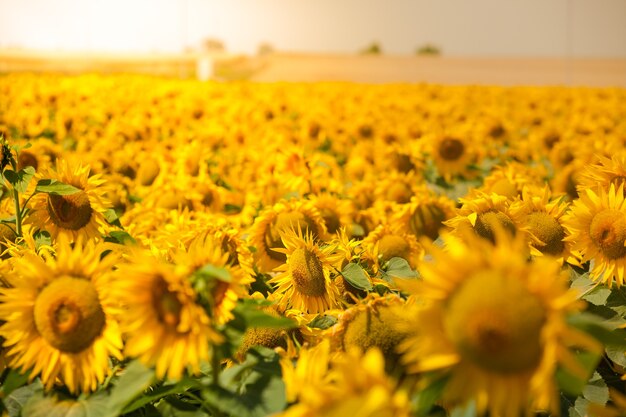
[577,153,626,196]
[0,237,122,393]
[391,192,456,241]
[430,133,476,181]
[362,223,423,270]
[112,251,222,380]
[171,231,253,325]
[509,186,576,263]
[25,159,111,242]
[563,184,626,287]
[445,192,522,244]
[278,340,412,417]
[479,162,545,200]
[309,193,355,236]
[331,294,408,367]
[249,200,328,273]
[396,230,601,417]
[268,228,342,314]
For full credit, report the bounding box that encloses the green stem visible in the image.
[19,191,37,219]
[212,351,221,388]
[13,189,21,237]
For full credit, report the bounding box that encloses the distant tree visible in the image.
[257,42,275,56]
[360,42,382,55]
[416,43,441,56]
[202,38,226,53]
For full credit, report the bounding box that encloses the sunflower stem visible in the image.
[13,188,22,237]
[212,351,221,388]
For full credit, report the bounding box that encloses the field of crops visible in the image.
[0,73,625,416]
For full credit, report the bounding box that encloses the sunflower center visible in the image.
[410,203,447,240]
[438,138,465,161]
[444,271,546,374]
[474,210,516,242]
[17,150,39,171]
[589,209,626,260]
[264,212,318,262]
[321,208,341,234]
[342,305,407,358]
[378,234,410,261]
[34,277,105,353]
[386,182,413,204]
[151,277,183,329]
[47,191,93,230]
[527,211,565,255]
[289,248,326,297]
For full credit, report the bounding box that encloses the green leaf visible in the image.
[556,350,602,396]
[341,262,372,291]
[449,399,477,417]
[105,231,136,246]
[22,391,111,417]
[123,380,197,414]
[35,179,80,195]
[103,208,123,228]
[31,230,52,250]
[386,257,418,278]
[0,369,30,398]
[4,381,41,417]
[4,166,35,193]
[103,360,155,417]
[567,313,626,347]
[414,374,450,417]
[195,264,232,283]
[157,401,209,417]
[606,345,626,367]
[308,315,338,330]
[233,301,296,329]
[568,397,590,417]
[583,371,609,405]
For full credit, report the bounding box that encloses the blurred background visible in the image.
[0,0,625,85]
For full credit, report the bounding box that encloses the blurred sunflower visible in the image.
[171,231,253,325]
[577,154,626,195]
[113,252,222,380]
[430,134,476,181]
[509,186,576,263]
[563,184,626,287]
[278,340,412,417]
[391,192,456,241]
[249,200,328,272]
[268,228,342,314]
[362,223,423,270]
[0,238,122,393]
[396,230,601,417]
[445,192,521,243]
[25,159,111,241]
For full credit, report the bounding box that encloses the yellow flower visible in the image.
[0,238,122,393]
[563,184,626,287]
[278,340,412,417]
[577,154,626,196]
[396,230,601,417]
[249,200,328,273]
[268,228,342,314]
[112,252,222,380]
[25,159,111,242]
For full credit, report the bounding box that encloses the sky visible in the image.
[0,0,625,57]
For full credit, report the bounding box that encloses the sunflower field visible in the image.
[0,73,625,417]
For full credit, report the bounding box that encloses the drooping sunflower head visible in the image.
[509,186,574,263]
[391,191,456,241]
[25,159,111,242]
[362,223,423,271]
[445,192,522,244]
[563,183,626,287]
[268,228,342,314]
[396,230,600,417]
[577,153,626,196]
[112,251,222,380]
[249,200,328,273]
[332,295,409,368]
[0,237,122,393]
[172,230,253,325]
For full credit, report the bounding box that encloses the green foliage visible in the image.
[35,179,81,195]
[3,166,35,193]
[341,262,372,291]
